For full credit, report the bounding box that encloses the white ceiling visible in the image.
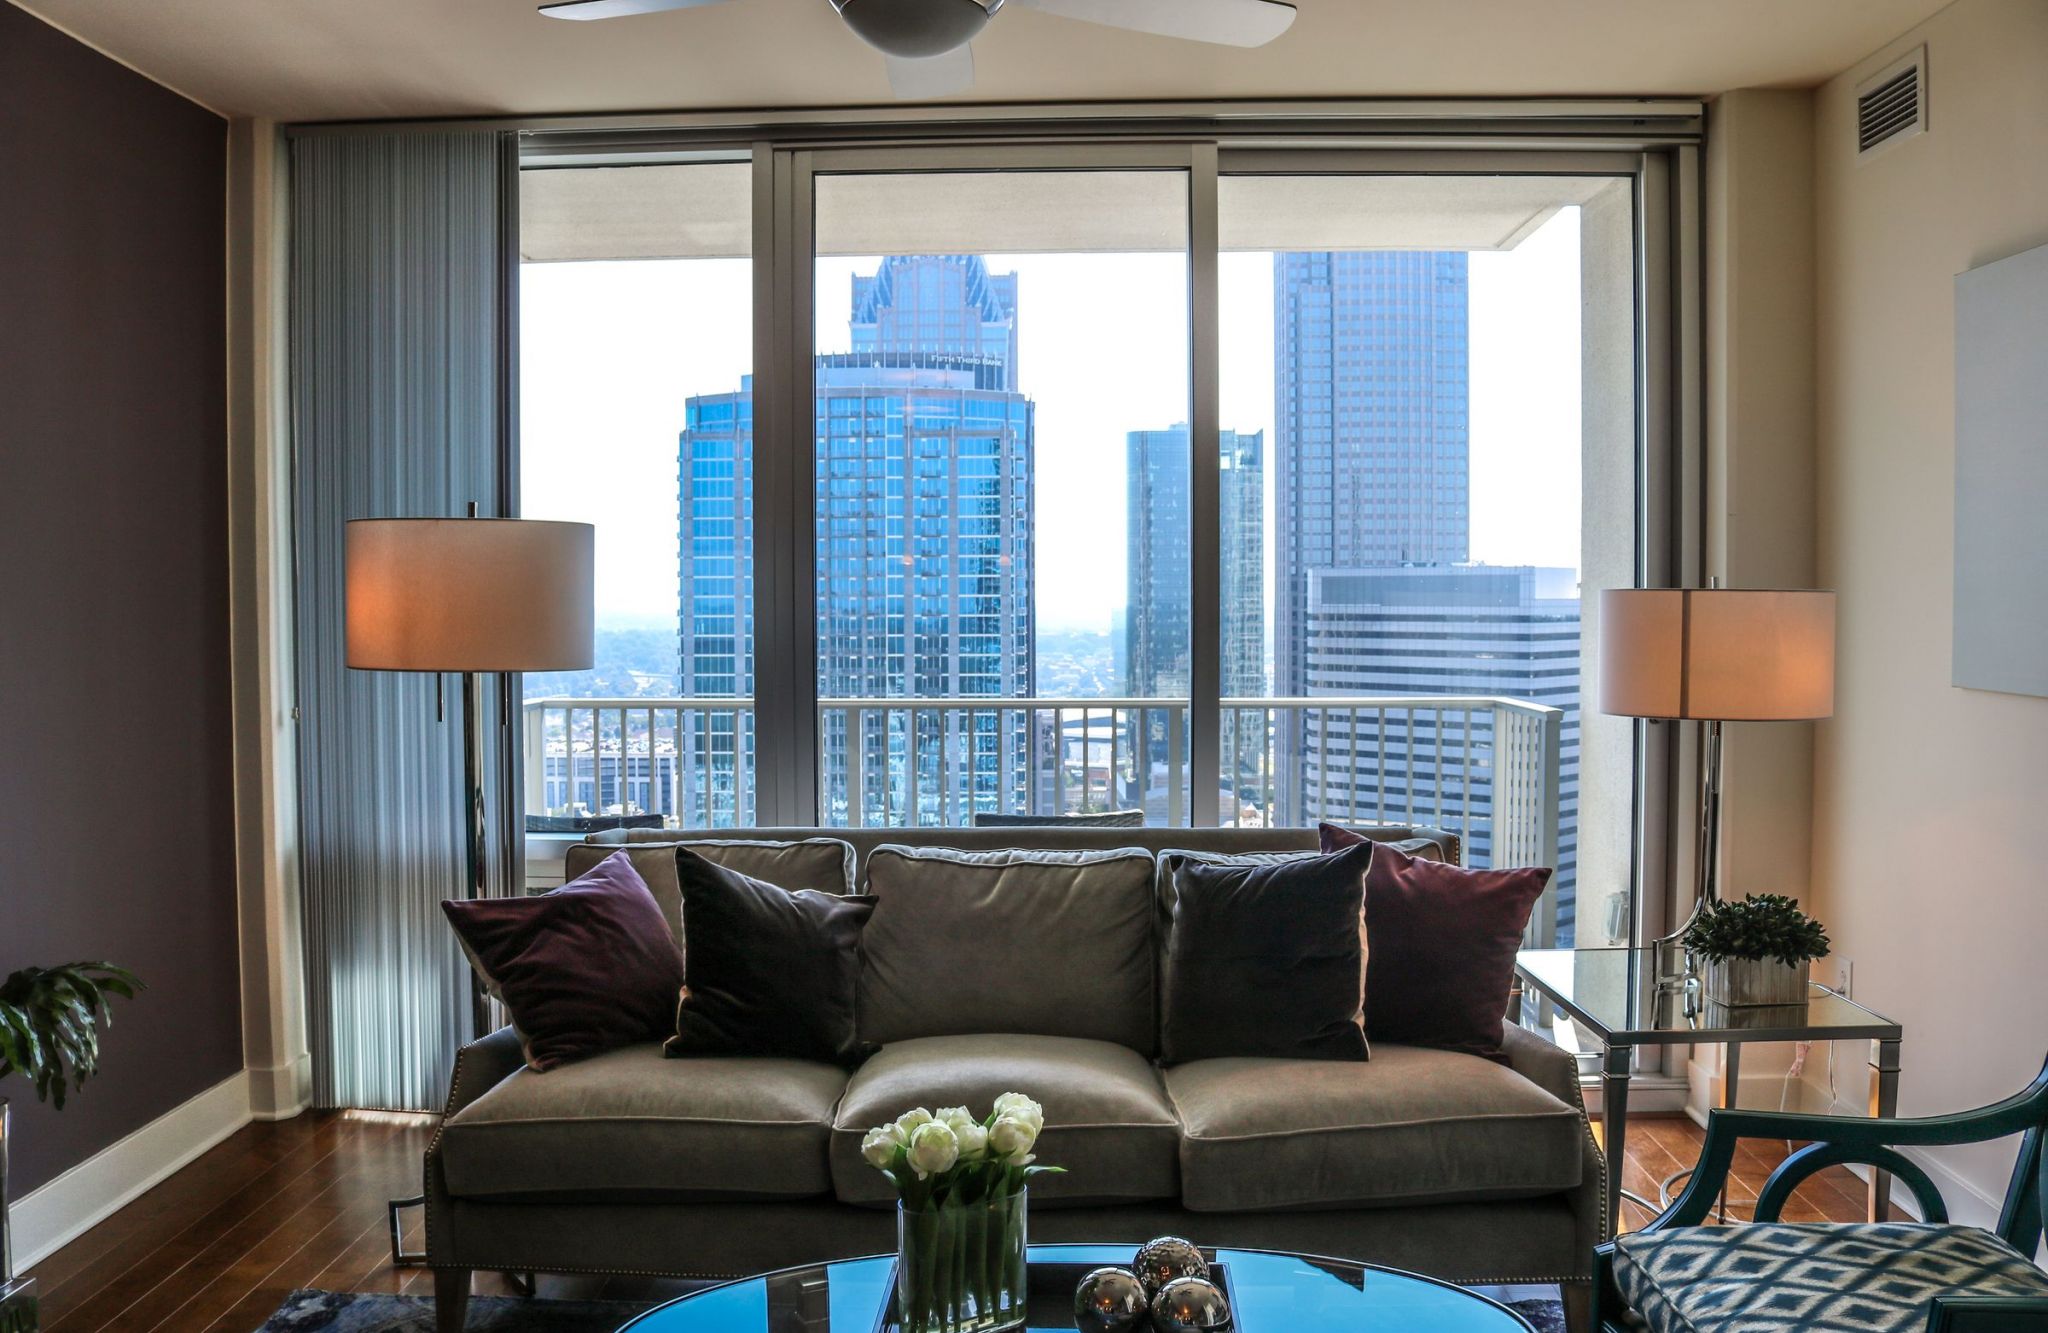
[15,0,1947,122]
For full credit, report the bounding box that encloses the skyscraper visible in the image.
[852,255,1019,389]
[1303,565,1581,934]
[1124,423,1266,701]
[1125,424,1265,818]
[675,386,753,826]
[1272,251,1471,702]
[1268,249,1579,933]
[678,254,1035,826]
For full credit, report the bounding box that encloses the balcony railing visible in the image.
[521,694,1561,943]
[524,697,759,830]
[522,697,1559,831]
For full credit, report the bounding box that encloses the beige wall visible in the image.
[1812,0,2048,1218]
[1708,90,1822,921]
[1694,88,1825,1109]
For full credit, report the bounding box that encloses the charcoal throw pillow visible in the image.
[1159,841,1374,1065]
[665,846,875,1067]
[442,851,684,1073]
[1320,823,1551,1061]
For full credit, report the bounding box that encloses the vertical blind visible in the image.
[290,130,516,1110]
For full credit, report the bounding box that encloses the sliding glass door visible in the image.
[804,160,1191,826]
[1213,165,1643,949]
[518,159,756,835]
[511,127,1692,961]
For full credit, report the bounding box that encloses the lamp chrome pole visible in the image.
[346,507,595,1272]
[388,665,493,1267]
[458,666,492,1041]
[0,1098,36,1333]
[1652,715,1723,988]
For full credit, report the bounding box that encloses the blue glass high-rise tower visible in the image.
[1125,424,1266,817]
[852,255,1019,389]
[1124,425,1264,701]
[678,255,1034,826]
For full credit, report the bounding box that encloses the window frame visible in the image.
[512,107,1703,955]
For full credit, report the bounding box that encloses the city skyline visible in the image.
[520,210,1584,633]
[527,239,1581,934]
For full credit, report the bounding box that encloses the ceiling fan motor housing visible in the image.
[830,0,998,58]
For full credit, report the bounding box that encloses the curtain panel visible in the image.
[290,129,518,1111]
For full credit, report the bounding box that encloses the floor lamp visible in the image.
[344,509,595,1267]
[1597,587,1835,985]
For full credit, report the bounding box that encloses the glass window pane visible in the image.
[809,170,1190,827]
[1218,173,1639,950]
[518,161,754,832]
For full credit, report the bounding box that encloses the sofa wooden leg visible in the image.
[434,1267,472,1333]
[1561,1281,1595,1333]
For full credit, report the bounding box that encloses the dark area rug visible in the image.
[256,1289,1566,1332]
[254,1289,655,1331]
[1509,1297,1568,1333]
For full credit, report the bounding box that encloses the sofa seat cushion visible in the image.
[1163,1042,1584,1212]
[830,1034,1179,1208]
[441,1042,847,1201]
[1612,1223,2048,1333]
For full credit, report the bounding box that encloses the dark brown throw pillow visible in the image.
[1320,823,1551,1061]
[1159,842,1374,1065]
[442,851,683,1072]
[665,847,875,1067]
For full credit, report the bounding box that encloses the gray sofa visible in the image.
[425,826,1603,1333]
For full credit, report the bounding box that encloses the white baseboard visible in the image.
[10,1070,254,1271]
[1809,1088,2005,1229]
[1583,1073,1691,1116]
[1683,1064,1840,1124]
[247,1053,312,1122]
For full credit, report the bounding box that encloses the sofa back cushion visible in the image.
[563,836,855,945]
[858,845,1158,1053]
[587,824,1462,880]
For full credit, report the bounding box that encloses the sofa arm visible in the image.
[440,1025,525,1120]
[1502,1019,1580,1105]
[425,1026,524,1271]
[1502,1020,1604,1289]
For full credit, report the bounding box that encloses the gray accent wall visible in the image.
[289,129,516,1110]
[0,3,237,1194]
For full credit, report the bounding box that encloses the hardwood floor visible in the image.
[1599,1115,1873,1233]
[24,1109,1871,1332]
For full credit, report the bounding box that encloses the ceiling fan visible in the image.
[539,0,1298,99]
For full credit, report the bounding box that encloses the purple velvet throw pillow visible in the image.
[1319,824,1550,1062]
[442,851,684,1072]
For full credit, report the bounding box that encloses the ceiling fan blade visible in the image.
[885,44,978,99]
[1006,0,1294,46]
[539,0,734,20]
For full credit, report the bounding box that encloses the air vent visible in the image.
[1856,47,1926,158]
